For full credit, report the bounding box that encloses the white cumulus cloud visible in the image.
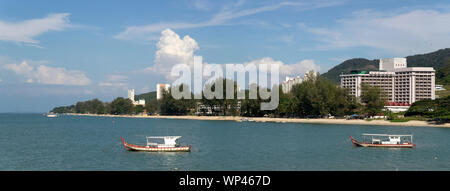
[140,29,320,83]
[144,29,199,79]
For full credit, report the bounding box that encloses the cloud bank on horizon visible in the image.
[3,60,90,86]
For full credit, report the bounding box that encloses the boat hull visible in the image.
[350,136,415,148]
[121,137,191,152]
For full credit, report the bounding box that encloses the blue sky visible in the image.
[1,0,450,112]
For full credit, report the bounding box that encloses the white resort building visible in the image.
[340,58,435,111]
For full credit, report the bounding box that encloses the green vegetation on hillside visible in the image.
[406,48,450,69]
[436,60,450,85]
[134,91,156,103]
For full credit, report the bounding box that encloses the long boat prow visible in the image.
[350,136,361,147]
[350,136,356,146]
[121,137,128,150]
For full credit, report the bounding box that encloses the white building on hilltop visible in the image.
[157,84,171,100]
[340,58,435,106]
[128,89,145,106]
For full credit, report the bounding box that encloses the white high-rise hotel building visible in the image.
[156,84,171,100]
[340,58,435,105]
[282,76,303,93]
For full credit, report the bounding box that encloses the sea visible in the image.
[0,113,449,171]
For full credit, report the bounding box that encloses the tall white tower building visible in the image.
[128,89,135,102]
[157,84,171,100]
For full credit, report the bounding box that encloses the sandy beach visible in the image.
[65,113,450,128]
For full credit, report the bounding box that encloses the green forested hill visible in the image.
[321,58,379,83]
[406,48,450,69]
[407,48,450,85]
[134,91,156,102]
[322,48,450,84]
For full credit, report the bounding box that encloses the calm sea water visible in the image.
[0,113,449,171]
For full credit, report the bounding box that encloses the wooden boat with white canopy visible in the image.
[121,136,191,152]
[350,134,415,148]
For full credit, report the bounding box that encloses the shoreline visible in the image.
[64,113,450,128]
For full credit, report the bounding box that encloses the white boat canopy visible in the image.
[362,134,413,143]
[146,136,182,139]
[146,136,182,147]
[362,134,413,137]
